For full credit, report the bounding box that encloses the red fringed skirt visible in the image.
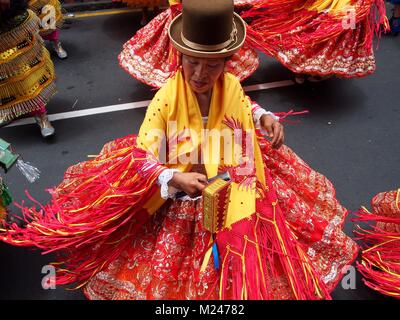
[355,189,400,299]
[243,0,388,78]
[83,136,358,300]
[118,4,259,88]
[119,0,388,87]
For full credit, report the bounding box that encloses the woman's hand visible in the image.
[169,172,208,198]
[260,114,284,149]
[0,0,10,11]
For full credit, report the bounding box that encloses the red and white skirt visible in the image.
[118,4,259,88]
[84,138,359,300]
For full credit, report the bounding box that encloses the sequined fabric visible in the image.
[371,190,400,234]
[244,0,386,78]
[268,19,376,77]
[355,189,400,299]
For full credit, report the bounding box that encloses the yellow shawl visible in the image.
[137,69,266,228]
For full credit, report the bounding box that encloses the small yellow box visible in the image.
[203,178,230,234]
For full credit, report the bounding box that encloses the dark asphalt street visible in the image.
[0,8,399,300]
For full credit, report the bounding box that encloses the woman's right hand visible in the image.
[168,172,208,198]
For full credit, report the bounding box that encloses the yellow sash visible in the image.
[137,69,266,228]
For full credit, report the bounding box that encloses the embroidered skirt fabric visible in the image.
[243,0,387,78]
[83,137,358,300]
[119,0,387,87]
[355,189,400,299]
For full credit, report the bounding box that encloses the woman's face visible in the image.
[182,54,225,94]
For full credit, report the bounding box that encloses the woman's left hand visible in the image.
[260,114,284,149]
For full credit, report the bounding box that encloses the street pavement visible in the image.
[0,8,399,300]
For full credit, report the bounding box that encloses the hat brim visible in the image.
[168,12,246,59]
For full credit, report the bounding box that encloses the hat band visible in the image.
[180,20,237,52]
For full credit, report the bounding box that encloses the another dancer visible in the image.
[1,2,56,137]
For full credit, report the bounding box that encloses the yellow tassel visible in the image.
[200,235,214,273]
[241,239,248,300]
[364,237,400,254]
[361,206,372,214]
[271,201,299,299]
[0,81,56,121]
[219,245,230,299]
[246,233,268,296]
[302,0,352,15]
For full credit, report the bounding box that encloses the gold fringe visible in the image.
[0,51,55,109]
[2,57,47,85]
[0,10,40,53]
[0,36,44,77]
[1,34,36,64]
[300,0,353,15]
[0,81,56,121]
[0,47,53,87]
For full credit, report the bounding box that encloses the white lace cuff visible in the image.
[253,109,280,128]
[157,169,181,200]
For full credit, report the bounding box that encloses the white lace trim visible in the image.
[157,169,180,200]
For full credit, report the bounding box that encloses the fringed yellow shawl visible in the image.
[137,69,266,226]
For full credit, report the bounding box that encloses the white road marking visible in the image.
[243,80,295,92]
[4,80,295,128]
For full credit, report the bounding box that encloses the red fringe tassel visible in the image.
[0,135,165,288]
[353,191,400,299]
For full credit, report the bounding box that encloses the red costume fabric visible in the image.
[82,135,359,299]
[355,189,400,299]
[0,132,358,299]
[119,0,388,88]
[0,62,359,301]
[243,0,388,78]
[119,3,259,88]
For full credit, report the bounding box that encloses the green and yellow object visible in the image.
[0,138,19,172]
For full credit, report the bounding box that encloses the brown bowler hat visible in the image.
[168,0,246,58]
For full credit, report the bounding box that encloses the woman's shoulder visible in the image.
[223,71,244,92]
[151,71,180,105]
[224,71,241,82]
